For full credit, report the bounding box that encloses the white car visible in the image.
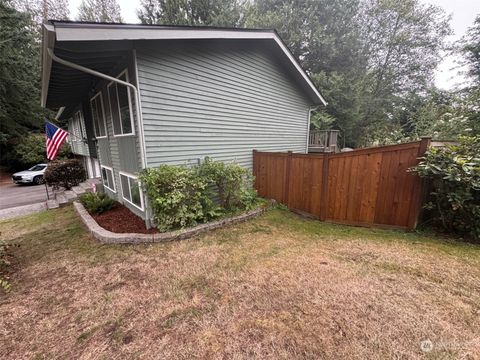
[12,164,48,185]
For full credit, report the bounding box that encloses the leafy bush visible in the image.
[140,159,258,231]
[0,240,12,293]
[44,159,86,190]
[7,134,71,172]
[195,157,257,212]
[140,165,219,231]
[79,192,115,215]
[412,136,480,239]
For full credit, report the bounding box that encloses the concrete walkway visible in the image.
[0,202,47,221]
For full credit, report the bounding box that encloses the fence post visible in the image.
[319,152,330,221]
[407,137,431,230]
[283,151,293,206]
[252,149,258,193]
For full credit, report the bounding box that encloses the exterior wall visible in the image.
[77,52,145,218]
[136,41,312,169]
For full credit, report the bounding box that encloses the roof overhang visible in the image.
[41,21,327,110]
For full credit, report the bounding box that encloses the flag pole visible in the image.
[45,120,84,143]
[44,178,49,200]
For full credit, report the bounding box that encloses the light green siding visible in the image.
[136,41,311,169]
[81,53,144,218]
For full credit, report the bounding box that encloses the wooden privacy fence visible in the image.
[253,138,430,230]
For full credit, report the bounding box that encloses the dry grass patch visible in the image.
[0,206,479,359]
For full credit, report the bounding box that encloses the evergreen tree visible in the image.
[137,0,243,26]
[0,1,45,156]
[9,0,69,26]
[244,0,451,146]
[460,14,480,87]
[77,0,123,22]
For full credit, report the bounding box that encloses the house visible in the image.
[41,21,327,224]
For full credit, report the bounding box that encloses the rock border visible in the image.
[73,201,271,244]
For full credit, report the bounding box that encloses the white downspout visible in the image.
[47,48,151,226]
[47,48,147,169]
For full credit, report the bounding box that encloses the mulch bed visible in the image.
[91,203,158,234]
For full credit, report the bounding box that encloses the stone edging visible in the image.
[73,201,271,244]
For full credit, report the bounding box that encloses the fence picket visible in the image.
[253,138,430,230]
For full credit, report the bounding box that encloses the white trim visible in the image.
[86,157,93,178]
[89,91,108,139]
[74,109,86,139]
[100,165,116,193]
[46,24,327,106]
[107,69,136,137]
[132,49,148,169]
[93,158,101,178]
[119,171,144,211]
[55,107,65,120]
[45,49,146,170]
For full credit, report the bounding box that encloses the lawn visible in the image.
[1,206,479,359]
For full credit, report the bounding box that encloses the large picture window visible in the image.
[101,165,115,192]
[90,92,107,138]
[108,70,134,136]
[119,172,143,210]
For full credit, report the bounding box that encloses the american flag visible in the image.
[45,121,69,160]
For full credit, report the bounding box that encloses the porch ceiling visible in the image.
[45,45,130,116]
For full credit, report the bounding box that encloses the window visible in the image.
[108,70,134,136]
[101,166,115,192]
[73,110,86,140]
[29,165,46,171]
[119,172,143,210]
[90,92,107,138]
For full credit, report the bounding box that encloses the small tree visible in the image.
[412,136,480,239]
[9,133,71,171]
[77,0,123,22]
[195,157,257,212]
[44,159,86,190]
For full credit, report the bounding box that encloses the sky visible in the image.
[68,0,480,90]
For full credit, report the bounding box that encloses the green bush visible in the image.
[140,159,258,231]
[195,157,257,212]
[412,136,480,239]
[44,159,86,190]
[7,134,71,171]
[140,165,219,231]
[0,239,12,293]
[79,192,115,215]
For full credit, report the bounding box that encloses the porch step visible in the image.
[85,177,102,185]
[72,186,86,196]
[79,182,93,192]
[64,190,77,201]
[55,193,68,206]
[45,179,99,212]
[46,199,59,210]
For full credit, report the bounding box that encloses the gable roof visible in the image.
[42,21,327,108]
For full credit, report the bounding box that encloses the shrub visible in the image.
[0,240,12,293]
[79,192,115,215]
[140,159,258,231]
[195,157,258,212]
[7,134,72,171]
[140,165,219,231]
[44,159,86,190]
[411,136,480,239]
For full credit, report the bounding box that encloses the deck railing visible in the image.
[308,130,339,153]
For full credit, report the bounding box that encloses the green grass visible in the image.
[1,205,479,359]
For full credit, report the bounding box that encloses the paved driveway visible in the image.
[0,182,53,210]
[0,169,53,210]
